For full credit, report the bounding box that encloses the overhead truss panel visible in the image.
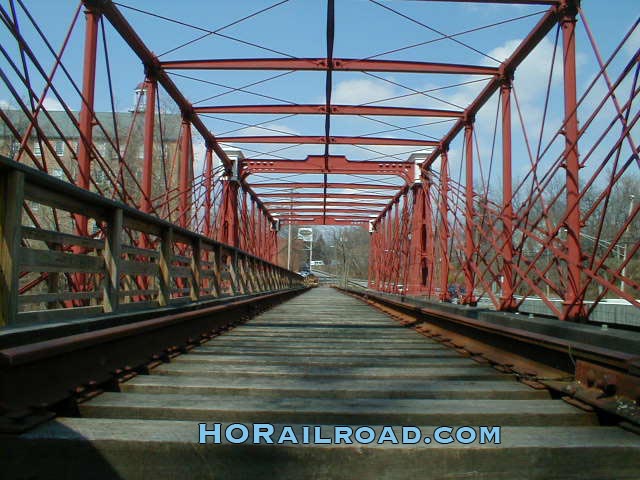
[250,182,402,190]
[264,201,389,208]
[194,104,463,117]
[219,136,439,146]
[243,155,414,181]
[161,58,500,75]
[258,193,396,200]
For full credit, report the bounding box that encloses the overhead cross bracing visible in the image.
[0,0,638,326]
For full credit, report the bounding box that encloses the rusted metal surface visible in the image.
[338,286,640,427]
[0,287,306,433]
[0,157,302,326]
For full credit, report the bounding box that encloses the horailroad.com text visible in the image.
[198,423,501,445]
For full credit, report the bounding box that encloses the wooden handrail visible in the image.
[0,155,302,327]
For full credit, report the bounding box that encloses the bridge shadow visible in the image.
[0,420,125,480]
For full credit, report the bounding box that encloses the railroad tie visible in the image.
[3,287,640,479]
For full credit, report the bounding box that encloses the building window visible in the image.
[10,140,20,157]
[97,142,109,158]
[95,169,107,184]
[33,140,41,156]
[55,140,65,156]
[51,168,64,179]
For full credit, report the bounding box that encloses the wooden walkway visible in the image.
[3,287,640,479]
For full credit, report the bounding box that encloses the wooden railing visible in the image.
[0,156,302,326]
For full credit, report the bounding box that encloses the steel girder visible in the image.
[243,156,414,181]
[161,58,499,75]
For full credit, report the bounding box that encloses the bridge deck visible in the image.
[2,287,640,479]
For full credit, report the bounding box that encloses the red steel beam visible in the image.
[264,201,389,208]
[275,211,376,217]
[560,0,584,320]
[203,148,214,238]
[161,58,499,76]
[421,5,560,169]
[220,135,439,146]
[84,0,275,225]
[269,207,381,214]
[462,122,476,305]
[77,6,99,194]
[140,78,156,214]
[438,149,450,302]
[499,78,516,311]
[194,104,463,117]
[413,0,557,4]
[85,0,229,169]
[179,119,192,229]
[250,182,401,190]
[279,218,370,225]
[258,192,395,199]
[243,156,414,178]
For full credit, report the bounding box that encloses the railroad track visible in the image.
[2,287,639,479]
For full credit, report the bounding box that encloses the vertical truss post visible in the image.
[269,218,279,264]
[382,211,391,291]
[439,148,451,302]
[399,196,410,292]
[407,182,427,295]
[138,77,156,293]
[263,214,269,259]
[463,120,477,305]
[179,118,192,229]
[203,147,214,238]
[382,214,388,290]
[261,214,268,259]
[77,5,100,197]
[561,0,585,321]
[424,170,435,295]
[218,150,241,247]
[72,6,100,296]
[249,199,256,254]
[375,217,385,290]
[368,219,376,289]
[391,200,400,293]
[141,78,156,214]
[257,213,264,258]
[240,190,248,251]
[499,74,516,311]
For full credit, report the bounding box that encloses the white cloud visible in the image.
[42,96,64,111]
[332,79,397,105]
[486,37,562,103]
[192,139,207,174]
[624,25,640,57]
[231,123,301,137]
[0,99,10,109]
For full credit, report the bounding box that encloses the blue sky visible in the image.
[1,0,639,211]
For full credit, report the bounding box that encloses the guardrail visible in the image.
[0,155,303,327]
[336,284,640,428]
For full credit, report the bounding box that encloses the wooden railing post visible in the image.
[190,237,201,301]
[159,227,173,306]
[0,170,24,327]
[103,207,123,313]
